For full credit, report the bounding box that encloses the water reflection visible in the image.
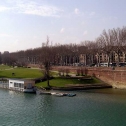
[1,88,126,126]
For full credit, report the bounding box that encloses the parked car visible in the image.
[119,62,126,67]
[89,63,96,67]
[100,63,108,67]
[110,63,117,67]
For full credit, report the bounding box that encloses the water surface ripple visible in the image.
[0,89,126,126]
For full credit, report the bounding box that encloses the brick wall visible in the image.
[88,68,126,89]
[52,66,126,89]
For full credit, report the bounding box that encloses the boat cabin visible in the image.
[9,79,35,93]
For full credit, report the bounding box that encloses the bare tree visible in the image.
[95,37,105,66]
[98,29,114,67]
[40,36,52,88]
[112,27,126,65]
[78,43,87,66]
[82,41,96,66]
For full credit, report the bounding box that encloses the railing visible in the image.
[0,83,9,88]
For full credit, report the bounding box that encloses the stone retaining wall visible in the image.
[88,68,126,89]
[52,66,126,89]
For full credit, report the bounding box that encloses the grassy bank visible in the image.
[35,77,101,88]
[0,65,12,70]
[0,65,102,88]
[0,66,42,79]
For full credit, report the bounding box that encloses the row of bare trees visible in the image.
[1,26,126,68]
[95,26,126,66]
[0,26,126,87]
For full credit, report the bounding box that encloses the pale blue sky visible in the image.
[0,0,126,52]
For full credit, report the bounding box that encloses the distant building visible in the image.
[3,51,9,55]
[2,51,10,64]
[79,50,126,66]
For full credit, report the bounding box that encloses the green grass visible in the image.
[0,65,12,70]
[50,71,59,77]
[0,65,101,88]
[0,67,43,78]
[35,77,101,88]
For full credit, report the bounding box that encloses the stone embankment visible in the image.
[88,68,126,89]
[52,66,126,89]
[51,83,112,91]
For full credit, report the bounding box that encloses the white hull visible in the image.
[23,89,36,93]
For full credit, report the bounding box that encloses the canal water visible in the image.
[0,88,126,126]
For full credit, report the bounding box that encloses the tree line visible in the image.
[1,26,126,67]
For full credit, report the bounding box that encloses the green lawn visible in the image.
[0,65,101,88]
[0,67,43,78]
[35,77,101,88]
[0,65,12,70]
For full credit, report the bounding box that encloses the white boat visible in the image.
[51,92,76,97]
[67,93,76,97]
[51,92,64,97]
[23,88,36,93]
